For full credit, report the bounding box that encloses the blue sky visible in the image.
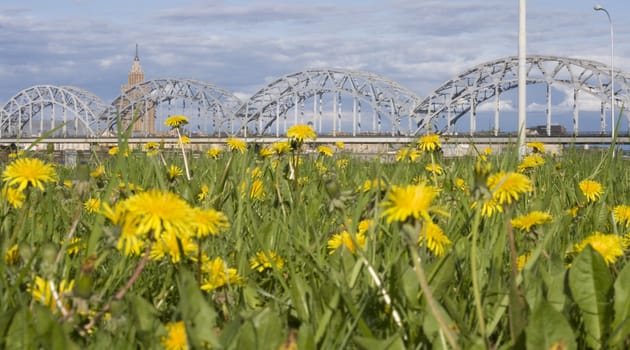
[1,0,629,131]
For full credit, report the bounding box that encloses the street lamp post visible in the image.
[594,4,615,143]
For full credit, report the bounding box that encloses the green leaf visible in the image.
[609,261,630,347]
[568,245,613,349]
[289,273,312,321]
[177,269,221,349]
[353,334,406,350]
[127,293,159,334]
[526,301,577,350]
[233,308,284,350]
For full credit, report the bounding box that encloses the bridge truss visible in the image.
[0,85,108,138]
[105,78,242,137]
[235,68,422,137]
[415,55,630,136]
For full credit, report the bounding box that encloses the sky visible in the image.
[1,0,629,132]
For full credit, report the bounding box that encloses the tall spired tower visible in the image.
[121,44,155,134]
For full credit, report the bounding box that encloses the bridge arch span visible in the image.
[415,55,630,136]
[236,68,422,137]
[0,85,107,138]
[106,78,242,137]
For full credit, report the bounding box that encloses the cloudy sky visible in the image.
[1,0,628,131]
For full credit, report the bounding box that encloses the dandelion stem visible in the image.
[470,209,489,348]
[175,128,191,180]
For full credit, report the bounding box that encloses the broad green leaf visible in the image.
[290,273,312,321]
[127,293,159,334]
[609,261,630,348]
[297,323,316,350]
[354,334,406,350]
[568,245,613,349]
[526,301,576,350]
[234,308,283,350]
[177,269,221,349]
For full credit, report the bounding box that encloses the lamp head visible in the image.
[594,4,604,11]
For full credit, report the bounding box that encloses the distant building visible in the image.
[120,45,156,134]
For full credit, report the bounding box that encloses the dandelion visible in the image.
[579,179,603,202]
[197,184,210,201]
[272,141,291,155]
[395,147,420,162]
[191,207,230,238]
[517,154,545,172]
[425,163,443,175]
[516,253,531,271]
[150,230,198,263]
[122,189,195,242]
[487,171,532,205]
[200,257,243,291]
[259,147,274,158]
[249,179,265,200]
[4,244,19,265]
[336,159,349,169]
[315,161,328,175]
[250,251,285,272]
[29,276,74,313]
[418,221,451,257]
[206,147,222,159]
[164,115,189,129]
[226,138,247,153]
[83,198,101,213]
[2,186,25,208]
[167,165,183,181]
[527,142,545,153]
[381,183,446,224]
[511,211,552,232]
[566,206,579,218]
[476,198,503,218]
[90,165,105,178]
[66,237,83,256]
[359,179,386,192]
[455,178,468,192]
[2,157,56,191]
[335,141,345,149]
[108,146,119,155]
[483,147,493,155]
[613,205,630,228]
[317,145,333,157]
[327,231,367,255]
[417,134,441,153]
[287,124,317,143]
[572,232,625,265]
[143,142,160,156]
[179,135,190,145]
[161,321,188,350]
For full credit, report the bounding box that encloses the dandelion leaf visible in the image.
[610,262,630,348]
[525,301,576,350]
[177,269,221,349]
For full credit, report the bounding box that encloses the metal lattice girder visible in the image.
[0,85,107,138]
[105,78,242,136]
[235,68,422,137]
[414,55,630,135]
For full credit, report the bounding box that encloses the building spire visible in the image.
[135,43,139,61]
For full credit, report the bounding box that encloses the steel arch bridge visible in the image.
[0,85,108,138]
[235,68,422,137]
[415,55,630,136]
[105,78,243,137]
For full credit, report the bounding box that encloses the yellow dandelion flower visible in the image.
[327,231,367,255]
[516,253,531,271]
[572,232,624,265]
[108,146,119,155]
[83,198,101,213]
[517,154,545,172]
[476,198,504,217]
[192,207,230,238]
[206,147,222,159]
[483,147,493,155]
[167,165,183,181]
[287,124,317,142]
[200,257,243,291]
[623,232,630,248]
[250,251,285,272]
[197,184,210,201]
[566,206,579,218]
[317,145,333,157]
[381,183,446,224]
[272,141,291,155]
[2,186,25,208]
[142,142,160,155]
[418,221,451,257]
[579,179,604,202]
[4,244,19,265]
[336,158,349,169]
[249,166,262,179]
[63,180,73,188]
[357,219,374,235]
[179,135,190,145]
[164,115,189,129]
[526,142,545,153]
[425,163,443,175]
[417,133,441,152]
[150,230,198,263]
[66,237,82,256]
[613,205,630,228]
[395,147,421,162]
[226,138,247,153]
[359,179,386,192]
[511,211,552,232]
[455,178,468,192]
[161,321,188,350]
[2,158,56,191]
[487,171,532,205]
[122,189,195,241]
[90,165,105,178]
[249,179,265,200]
[259,147,274,158]
[335,141,345,149]
[29,276,74,313]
